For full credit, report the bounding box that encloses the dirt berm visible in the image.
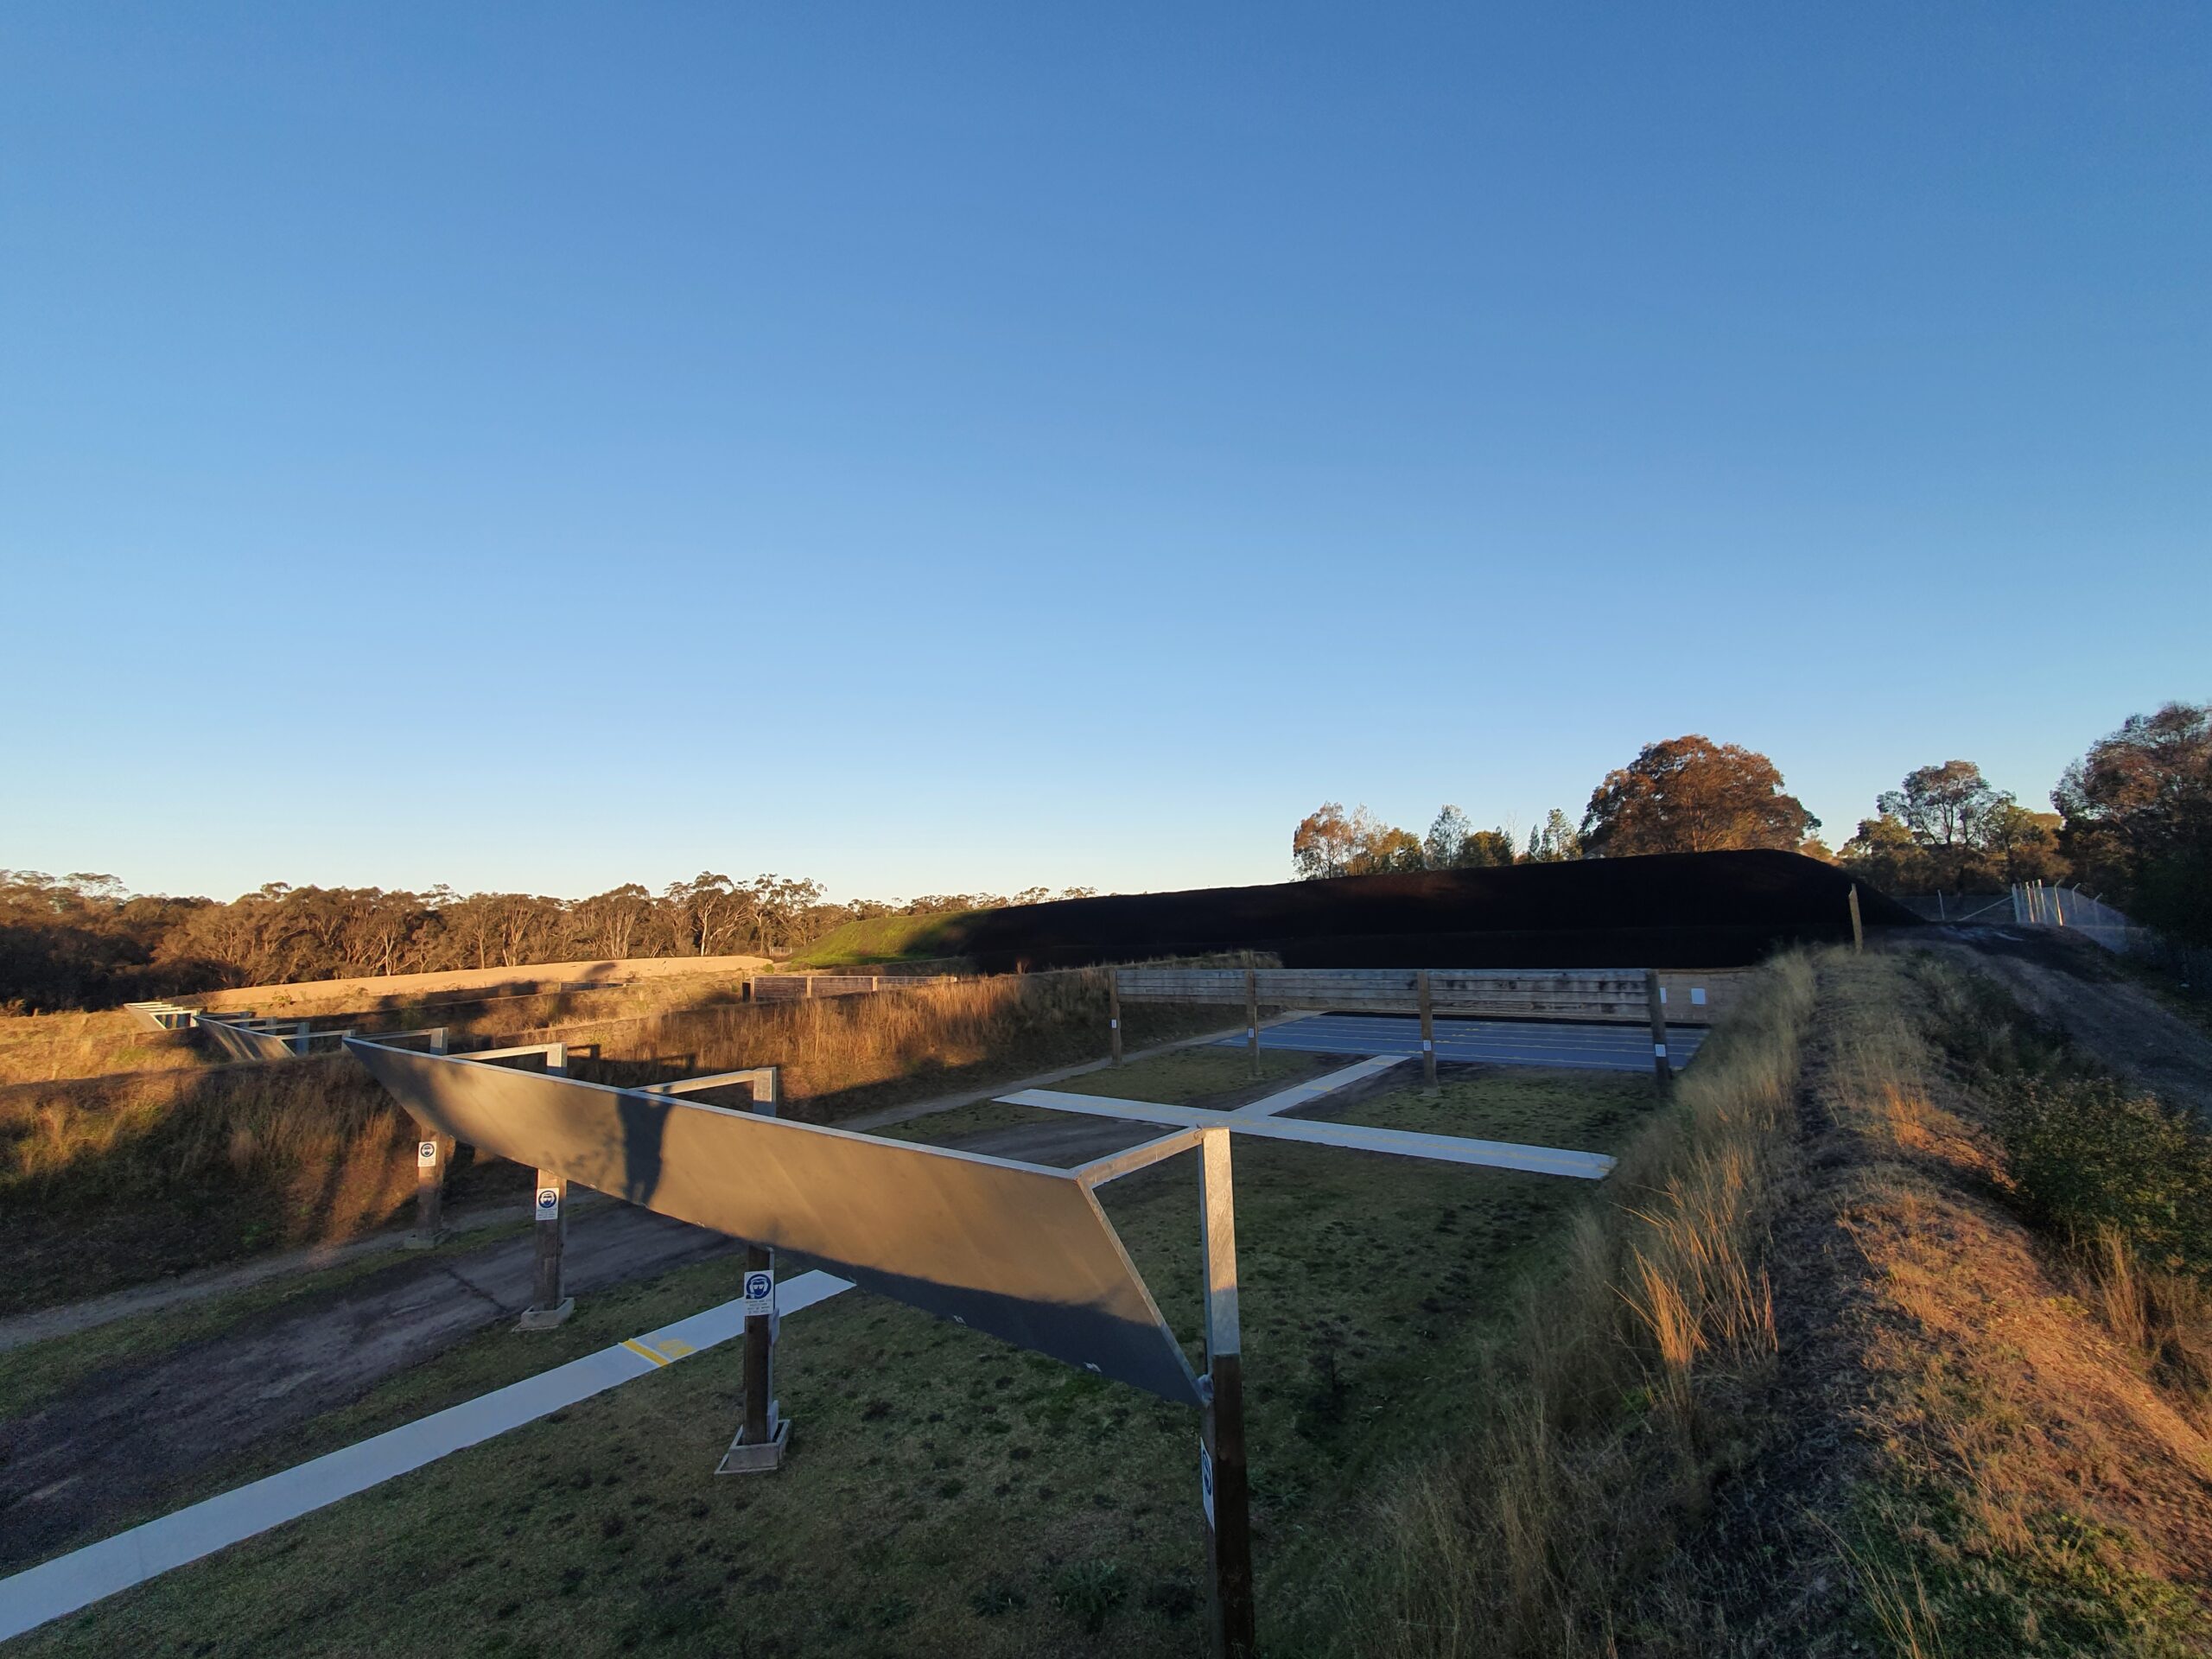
[874,850,1920,971]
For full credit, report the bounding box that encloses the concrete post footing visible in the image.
[715,1416,791,1475]
[516,1297,575,1332]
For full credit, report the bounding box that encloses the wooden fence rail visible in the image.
[748,974,963,1003]
[1110,966,1742,1026]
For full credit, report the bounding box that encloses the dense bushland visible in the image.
[0,870,1094,1014]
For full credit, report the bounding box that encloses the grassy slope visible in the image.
[0,1011,204,1087]
[787,912,983,969]
[9,1065,1661,1658]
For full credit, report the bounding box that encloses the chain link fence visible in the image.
[2010,882,2208,988]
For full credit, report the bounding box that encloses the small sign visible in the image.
[1109,1018,1119,1030]
[416,1141,438,1167]
[1659,986,1668,1003]
[1199,1440,1216,1529]
[535,1186,562,1218]
[1691,987,1707,1006]
[742,1268,774,1311]
[1653,1043,1668,1058]
[1421,1039,1433,1052]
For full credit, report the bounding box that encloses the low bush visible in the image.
[1994,1075,2212,1276]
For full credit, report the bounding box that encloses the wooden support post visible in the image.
[720,1067,791,1473]
[1199,1128,1256,1659]
[1244,968,1259,1079]
[408,1121,448,1248]
[1109,968,1123,1067]
[1847,885,1865,953]
[1417,970,1437,1093]
[518,1169,573,1329]
[1644,970,1673,1090]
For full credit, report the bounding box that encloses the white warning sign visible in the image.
[535,1185,562,1219]
[742,1268,774,1312]
[416,1141,438,1167]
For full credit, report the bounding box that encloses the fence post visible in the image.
[1199,1128,1256,1659]
[1644,970,1673,1089]
[1109,967,1123,1067]
[720,1067,791,1473]
[408,1122,448,1248]
[1244,968,1259,1079]
[1417,970,1437,1094]
[518,1171,573,1329]
[1847,886,1865,953]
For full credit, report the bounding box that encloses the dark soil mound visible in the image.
[904,851,1917,972]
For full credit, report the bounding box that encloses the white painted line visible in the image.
[999,1089,1616,1180]
[0,1271,855,1643]
[1234,1055,1408,1118]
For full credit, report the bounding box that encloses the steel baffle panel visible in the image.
[346,1040,1198,1404]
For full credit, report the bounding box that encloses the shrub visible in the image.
[1995,1076,2212,1274]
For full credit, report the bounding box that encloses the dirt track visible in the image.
[1926,927,2212,1117]
[0,1205,736,1573]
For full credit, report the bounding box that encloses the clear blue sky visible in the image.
[3,4,2206,905]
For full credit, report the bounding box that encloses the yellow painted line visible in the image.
[621,1338,671,1367]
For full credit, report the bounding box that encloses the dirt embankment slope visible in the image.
[1694,950,2212,1656]
[1931,926,2212,1118]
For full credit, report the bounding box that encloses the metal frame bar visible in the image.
[999,1088,1616,1179]
[344,1039,1201,1403]
[1072,1128,1205,1188]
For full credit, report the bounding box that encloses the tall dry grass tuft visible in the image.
[1355,952,1817,1659]
[2,1057,411,1240]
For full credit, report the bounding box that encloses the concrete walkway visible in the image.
[0,1272,854,1644]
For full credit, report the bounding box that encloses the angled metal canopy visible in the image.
[346,1039,1200,1404]
[999,1088,1618,1180]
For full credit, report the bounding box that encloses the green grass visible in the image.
[13,1068,1658,1658]
[1321,1065,1650,1153]
[788,912,984,969]
[1056,1045,1331,1106]
[872,1044,1331,1147]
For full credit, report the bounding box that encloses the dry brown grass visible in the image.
[0,969,1211,1313]
[0,1008,207,1086]
[0,1056,428,1314]
[1353,951,1818,1659]
[511,968,1231,1119]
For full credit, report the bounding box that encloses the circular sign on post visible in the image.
[417,1141,438,1167]
[535,1186,561,1218]
[743,1269,773,1308]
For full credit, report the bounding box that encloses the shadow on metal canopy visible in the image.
[346,1039,1200,1404]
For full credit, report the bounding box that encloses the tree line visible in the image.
[1292,701,2211,945]
[0,873,1097,1014]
